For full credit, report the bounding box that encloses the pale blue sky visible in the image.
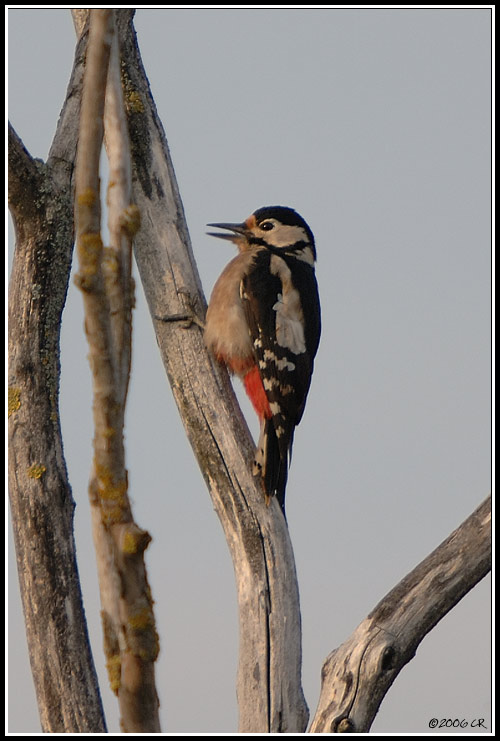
[8,7,492,733]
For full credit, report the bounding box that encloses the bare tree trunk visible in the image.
[7,29,106,733]
[107,10,310,732]
[9,10,489,734]
[310,495,491,733]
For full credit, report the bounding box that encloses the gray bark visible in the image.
[309,495,491,733]
[110,10,309,732]
[74,10,160,732]
[7,28,107,733]
[9,10,489,734]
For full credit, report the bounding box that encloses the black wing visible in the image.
[241,249,321,505]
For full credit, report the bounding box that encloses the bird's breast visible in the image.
[204,252,255,372]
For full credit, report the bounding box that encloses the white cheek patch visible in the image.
[266,224,307,248]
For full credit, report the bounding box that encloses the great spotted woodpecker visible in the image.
[204,206,321,514]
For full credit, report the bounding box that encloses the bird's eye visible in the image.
[260,221,274,231]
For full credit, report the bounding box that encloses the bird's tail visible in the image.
[253,419,289,515]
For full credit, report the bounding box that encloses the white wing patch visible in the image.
[270,255,306,354]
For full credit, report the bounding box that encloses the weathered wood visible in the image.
[74,10,160,732]
[309,495,491,733]
[108,10,309,732]
[10,10,489,734]
[7,28,106,732]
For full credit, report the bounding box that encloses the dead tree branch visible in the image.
[103,26,138,405]
[310,494,491,733]
[7,29,106,733]
[105,9,309,732]
[74,9,159,733]
[70,10,490,734]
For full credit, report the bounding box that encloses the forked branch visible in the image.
[310,495,491,733]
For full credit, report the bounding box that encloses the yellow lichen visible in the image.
[101,425,116,439]
[105,654,121,695]
[8,387,21,417]
[122,527,151,556]
[77,188,97,207]
[101,506,127,527]
[95,464,129,525]
[28,464,46,479]
[120,204,141,238]
[122,529,139,555]
[102,246,119,270]
[78,232,103,267]
[126,601,160,661]
[126,90,144,114]
[128,606,153,632]
[75,233,103,290]
[98,477,127,502]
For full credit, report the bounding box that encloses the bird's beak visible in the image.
[206,222,249,241]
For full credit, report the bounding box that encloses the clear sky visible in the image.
[8,7,492,734]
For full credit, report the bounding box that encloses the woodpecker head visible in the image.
[207,206,316,264]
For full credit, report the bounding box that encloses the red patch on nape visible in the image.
[243,366,272,420]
